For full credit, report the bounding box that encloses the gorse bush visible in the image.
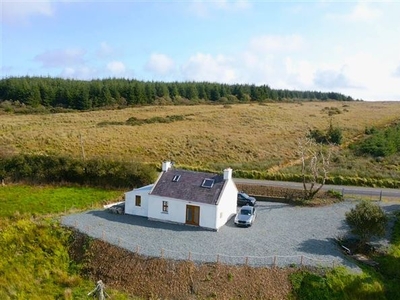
[354,123,400,157]
[308,123,343,145]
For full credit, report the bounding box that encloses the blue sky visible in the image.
[1,0,400,101]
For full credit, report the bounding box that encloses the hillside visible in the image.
[1,102,400,179]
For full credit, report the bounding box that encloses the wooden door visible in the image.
[186,205,200,226]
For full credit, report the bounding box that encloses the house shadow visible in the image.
[86,209,213,232]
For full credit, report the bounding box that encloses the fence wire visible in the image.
[70,222,339,269]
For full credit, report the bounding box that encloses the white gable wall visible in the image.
[215,179,238,230]
[199,203,218,229]
[125,184,153,217]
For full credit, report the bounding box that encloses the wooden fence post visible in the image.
[273,256,277,267]
[188,251,192,261]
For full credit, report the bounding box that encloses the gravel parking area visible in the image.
[61,200,399,271]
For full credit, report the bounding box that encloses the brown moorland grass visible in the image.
[72,233,294,300]
[1,101,400,172]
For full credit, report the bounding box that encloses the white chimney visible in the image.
[162,161,172,172]
[223,168,232,180]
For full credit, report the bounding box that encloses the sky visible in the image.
[1,0,400,101]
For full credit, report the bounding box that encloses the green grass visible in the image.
[0,185,123,218]
[0,216,135,300]
[0,185,133,299]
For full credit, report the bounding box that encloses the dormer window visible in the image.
[172,174,181,182]
[201,178,214,188]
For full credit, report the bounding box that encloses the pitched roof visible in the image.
[150,169,226,205]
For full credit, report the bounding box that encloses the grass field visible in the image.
[0,185,123,218]
[1,101,400,174]
[0,185,130,300]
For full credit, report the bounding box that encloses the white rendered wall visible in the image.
[215,179,238,230]
[148,195,218,230]
[124,184,153,217]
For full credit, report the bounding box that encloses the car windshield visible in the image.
[241,193,249,198]
[240,209,252,215]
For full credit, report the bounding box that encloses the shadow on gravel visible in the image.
[255,203,290,212]
[297,238,341,256]
[87,210,212,232]
[383,204,400,214]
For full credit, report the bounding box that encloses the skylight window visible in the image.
[172,175,181,182]
[201,178,215,188]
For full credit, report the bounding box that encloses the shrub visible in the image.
[308,123,343,145]
[354,123,400,157]
[345,201,388,246]
[0,154,157,189]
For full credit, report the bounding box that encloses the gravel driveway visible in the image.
[61,200,399,271]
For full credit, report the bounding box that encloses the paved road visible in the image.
[234,178,400,200]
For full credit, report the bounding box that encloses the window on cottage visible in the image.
[135,195,141,207]
[201,178,215,188]
[172,175,181,182]
[162,201,168,213]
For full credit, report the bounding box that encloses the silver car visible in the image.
[234,205,256,227]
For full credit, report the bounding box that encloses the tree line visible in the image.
[0,76,354,111]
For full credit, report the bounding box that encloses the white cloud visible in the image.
[145,53,175,76]
[96,42,115,59]
[313,69,354,89]
[214,0,252,11]
[34,48,86,68]
[285,57,315,88]
[60,66,96,79]
[326,3,382,22]
[188,0,251,17]
[394,65,400,78]
[181,53,237,83]
[249,34,304,53]
[106,61,126,76]
[2,0,54,25]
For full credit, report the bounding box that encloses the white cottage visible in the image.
[125,161,238,231]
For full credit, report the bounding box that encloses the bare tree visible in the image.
[297,137,332,200]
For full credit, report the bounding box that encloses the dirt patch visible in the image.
[70,232,294,299]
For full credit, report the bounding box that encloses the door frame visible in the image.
[186,205,200,226]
